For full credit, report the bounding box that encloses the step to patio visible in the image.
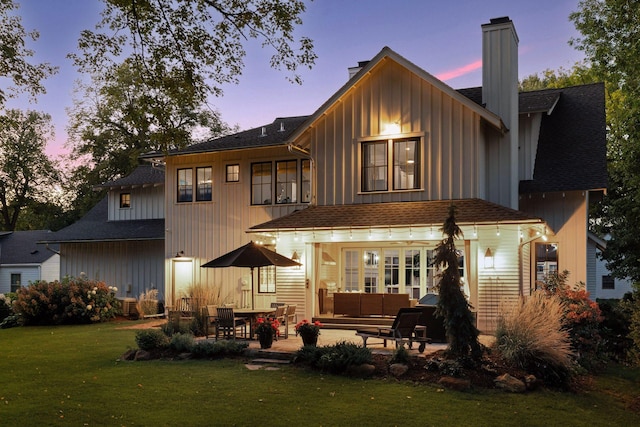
[250,358,291,365]
[253,349,293,361]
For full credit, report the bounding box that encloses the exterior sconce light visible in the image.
[175,250,184,257]
[484,248,494,269]
[291,251,300,263]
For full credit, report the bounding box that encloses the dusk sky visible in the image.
[7,0,585,158]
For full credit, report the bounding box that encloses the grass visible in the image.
[1,321,639,426]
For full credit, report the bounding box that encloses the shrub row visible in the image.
[294,340,372,374]
[12,276,120,325]
[134,329,248,358]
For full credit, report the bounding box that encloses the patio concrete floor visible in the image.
[204,325,495,357]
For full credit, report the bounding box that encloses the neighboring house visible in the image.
[0,230,60,293]
[42,164,166,300]
[588,233,634,300]
[150,16,606,332]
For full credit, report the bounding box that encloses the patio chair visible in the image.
[355,307,431,353]
[204,305,218,339]
[284,305,296,339]
[215,307,247,340]
[269,305,286,340]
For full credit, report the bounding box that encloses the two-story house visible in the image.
[156,17,606,331]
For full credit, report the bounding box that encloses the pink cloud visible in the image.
[436,59,482,82]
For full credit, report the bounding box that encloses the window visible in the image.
[196,167,212,201]
[536,243,559,281]
[363,250,379,293]
[226,164,239,182]
[301,159,311,203]
[251,162,272,205]
[394,139,419,190]
[362,138,420,192]
[602,275,615,290]
[119,193,131,208]
[344,250,359,292]
[384,250,400,293]
[177,168,193,202]
[362,141,388,191]
[276,160,297,204]
[10,273,21,292]
[259,265,276,293]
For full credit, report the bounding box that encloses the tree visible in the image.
[0,109,60,231]
[0,0,57,107]
[434,205,483,361]
[67,59,230,186]
[519,62,598,92]
[570,0,640,282]
[70,0,316,102]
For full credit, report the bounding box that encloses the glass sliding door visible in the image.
[344,250,360,292]
[363,250,379,293]
[384,249,400,293]
[405,249,421,299]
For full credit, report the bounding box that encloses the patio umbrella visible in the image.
[201,241,301,309]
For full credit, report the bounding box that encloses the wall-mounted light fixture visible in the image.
[175,250,184,257]
[291,251,300,263]
[484,248,494,269]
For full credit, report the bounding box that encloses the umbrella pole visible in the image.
[250,267,255,310]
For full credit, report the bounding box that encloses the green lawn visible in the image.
[1,321,639,426]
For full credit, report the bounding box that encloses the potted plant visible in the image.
[295,319,323,346]
[254,317,279,349]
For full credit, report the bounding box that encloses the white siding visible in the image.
[296,60,485,206]
[0,265,42,292]
[108,185,164,221]
[60,240,164,300]
[40,254,60,282]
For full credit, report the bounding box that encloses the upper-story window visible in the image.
[196,167,212,201]
[251,162,272,205]
[177,168,193,202]
[119,193,131,208]
[361,138,420,192]
[251,159,311,205]
[276,160,297,204]
[226,164,240,182]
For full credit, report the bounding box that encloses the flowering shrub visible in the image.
[0,293,12,321]
[254,317,280,338]
[12,276,121,325]
[537,270,605,371]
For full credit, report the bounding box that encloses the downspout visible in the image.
[45,243,60,255]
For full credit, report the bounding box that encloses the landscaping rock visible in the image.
[389,363,409,378]
[524,374,539,390]
[120,349,137,361]
[494,373,526,393]
[437,376,472,391]
[346,363,376,377]
[134,350,152,361]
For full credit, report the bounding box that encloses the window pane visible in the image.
[251,162,272,205]
[384,250,400,293]
[364,250,379,293]
[196,167,212,201]
[362,141,387,191]
[120,193,131,208]
[177,169,193,202]
[394,139,419,189]
[259,265,276,293]
[536,243,559,281]
[344,250,360,292]
[226,164,239,182]
[405,249,421,299]
[276,160,297,204]
[301,159,311,203]
[10,273,21,292]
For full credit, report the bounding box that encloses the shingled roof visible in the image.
[168,116,310,156]
[519,83,607,193]
[250,199,543,231]
[0,230,59,264]
[95,164,164,189]
[42,197,164,243]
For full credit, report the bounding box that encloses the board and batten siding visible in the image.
[60,240,164,299]
[164,148,308,310]
[520,190,588,285]
[108,185,164,221]
[294,60,484,206]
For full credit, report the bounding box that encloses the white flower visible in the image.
[112,286,118,292]
[86,305,93,310]
[92,290,97,295]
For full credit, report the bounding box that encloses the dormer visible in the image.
[95,164,165,221]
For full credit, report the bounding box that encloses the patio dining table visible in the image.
[234,308,276,339]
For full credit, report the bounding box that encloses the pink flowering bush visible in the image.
[12,275,121,325]
[537,270,605,370]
